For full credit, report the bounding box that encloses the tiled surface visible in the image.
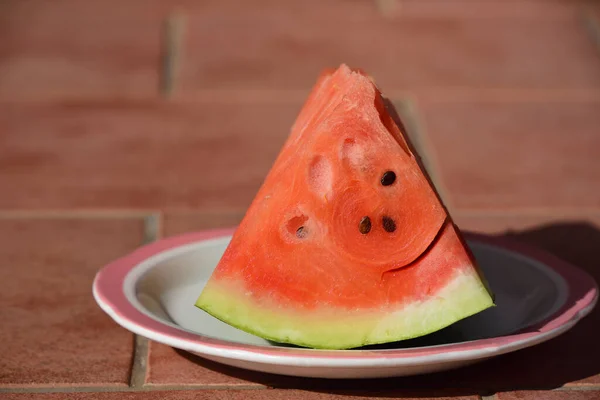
[162,210,245,237]
[452,214,600,387]
[497,391,600,400]
[180,14,600,94]
[3,0,600,100]
[0,0,163,101]
[418,101,600,210]
[370,213,600,390]
[0,218,144,386]
[2,0,600,399]
[0,391,480,400]
[0,101,299,210]
[397,0,588,19]
[146,341,265,387]
[586,4,600,51]
[453,213,600,235]
[148,211,261,387]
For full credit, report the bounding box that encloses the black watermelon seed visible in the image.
[380,171,396,186]
[359,216,372,234]
[296,226,308,239]
[382,216,396,233]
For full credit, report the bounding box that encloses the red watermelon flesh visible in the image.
[196,64,494,349]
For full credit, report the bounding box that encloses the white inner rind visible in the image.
[196,268,495,350]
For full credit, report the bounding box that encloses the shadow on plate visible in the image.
[174,220,600,396]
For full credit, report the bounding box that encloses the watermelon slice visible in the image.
[195,64,494,350]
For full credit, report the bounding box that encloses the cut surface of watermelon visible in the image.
[196,64,494,350]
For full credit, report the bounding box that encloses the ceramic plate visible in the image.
[93,228,598,379]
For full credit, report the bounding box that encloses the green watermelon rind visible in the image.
[195,269,494,350]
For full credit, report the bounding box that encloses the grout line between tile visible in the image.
[143,213,162,244]
[177,88,600,104]
[558,385,600,391]
[2,88,599,106]
[396,96,455,213]
[0,386,129,394]
[128,213,162,388]
[2,203,596,226]
[160,10,185,98]
[0,209,159,219]
[0,384,265,394]
[452,208,600,218]
[129,335,150,388]
[162,208,247,216]
[388,88,600,104]
[0,208,252,224]
[375,0,398,17]
[162,207,600,219]
[156,211,165,239]
[581,6,600,53]
[2,385,598,395]
[144,384,266,391]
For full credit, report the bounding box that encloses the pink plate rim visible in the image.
[93,227,598,361]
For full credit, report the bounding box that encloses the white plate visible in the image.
[93,228,597,379]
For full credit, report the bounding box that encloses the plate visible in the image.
[93,228,598,379]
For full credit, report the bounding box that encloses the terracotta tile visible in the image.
[146,341,266,386]
[162,210,245,237]
[0,100,300,210]
[177,0,380,20]
[0,218,144,386]
[586,3,600,45]
[3,0,598,100]
[453,212,600,236]
[497,391,600,400]
[398,0,586,19]
[0,391,481,399]
[179,11,600,93]
[589,1,600,18]
[419,101,600,209]
[0,0,167,100]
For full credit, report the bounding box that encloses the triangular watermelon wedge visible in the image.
[195,64,494,350]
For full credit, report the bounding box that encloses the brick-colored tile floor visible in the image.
[0,0,163,101]
[0,218,145,386]
[1,0,599,399]
[146,341,266,387]
[418,101,600,210]
[0,392,483,400]
[0,101,299,210]
[497,391,600,400]
[176,1,600,94]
